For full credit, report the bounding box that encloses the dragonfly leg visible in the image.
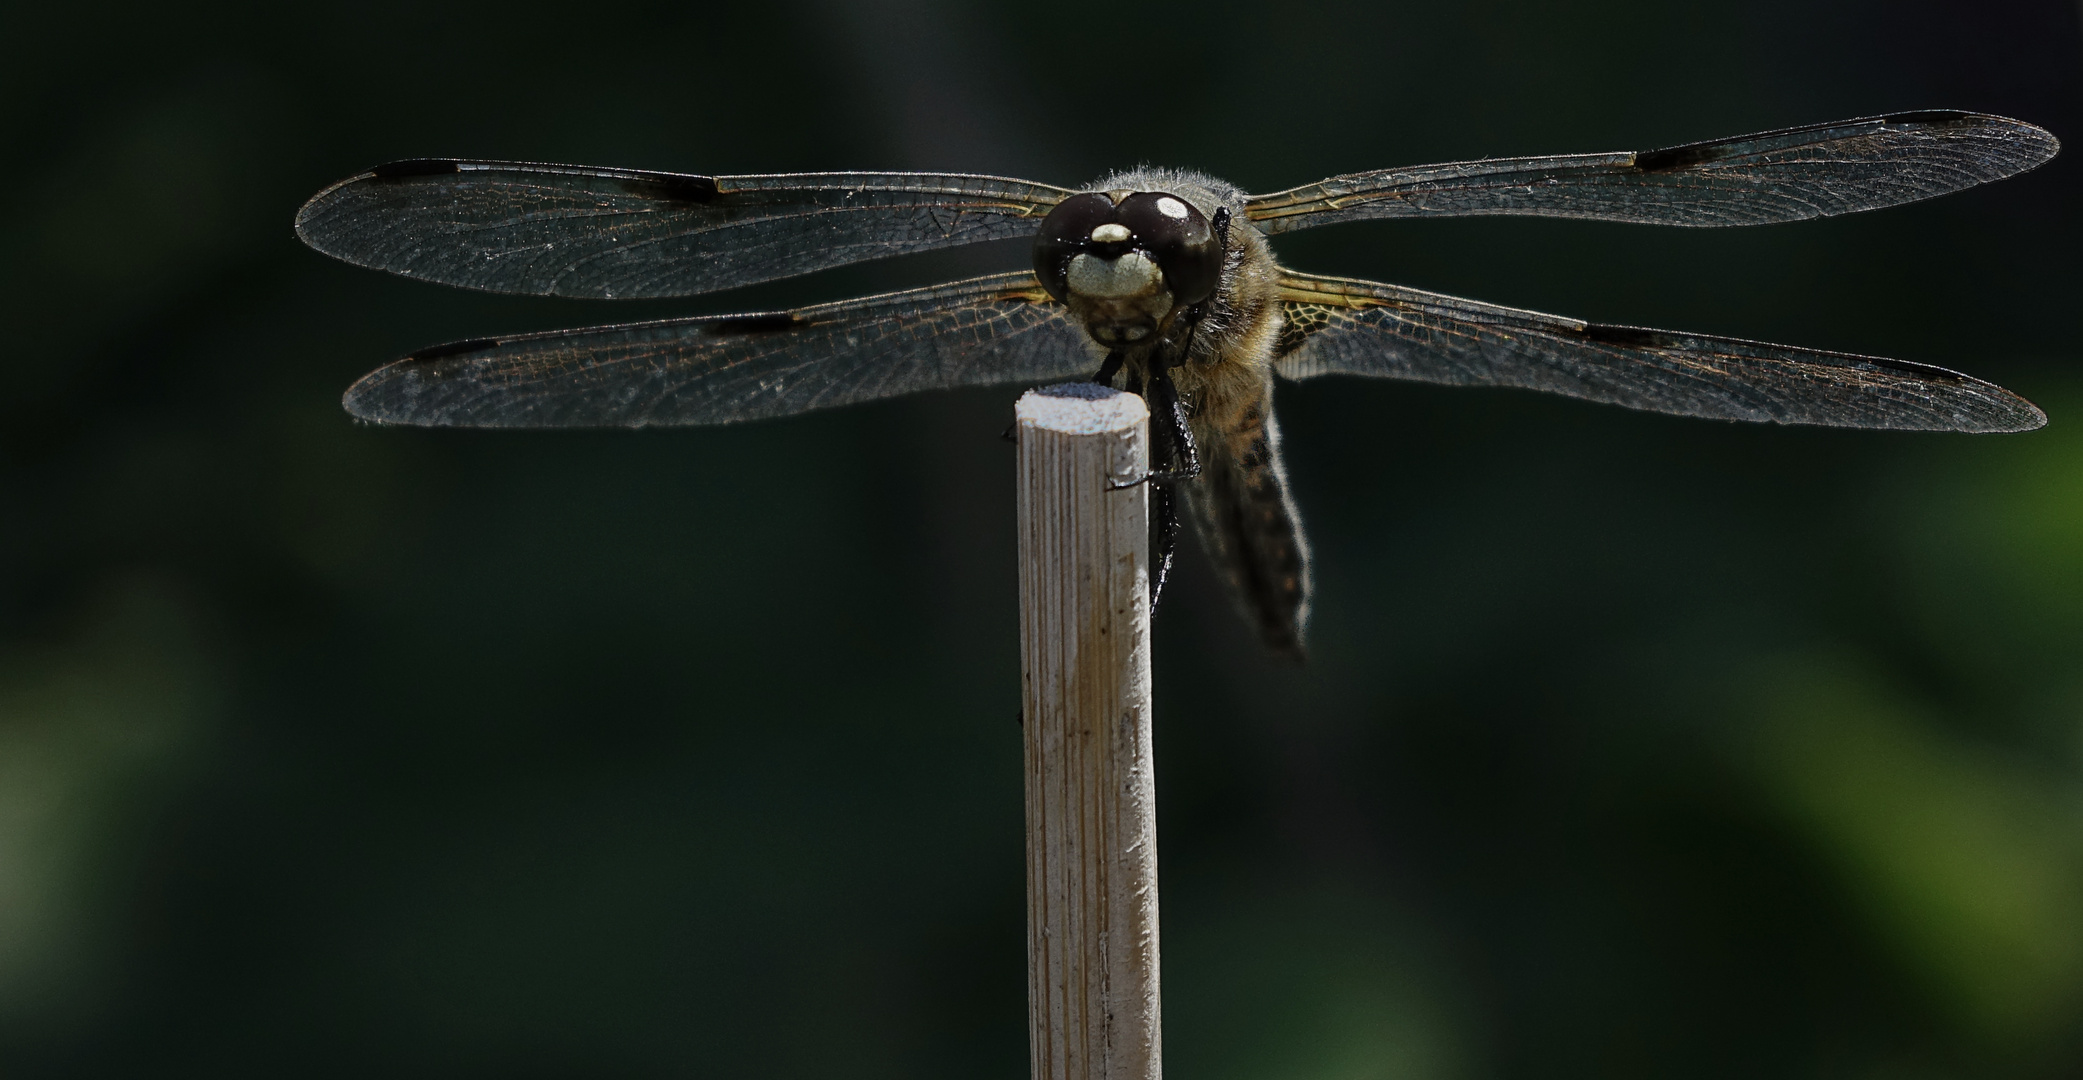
[1104,354,1183,609]
[1123,266,1226,612]
[1149,470,1177,610]
[1142,358,1203,484]
[1108,325,1203,489]
[1141,352,1200,609]
[1106,291,1208,613]
[1089,350,1124,387]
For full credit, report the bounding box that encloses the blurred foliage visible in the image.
[1,0,2080,1076]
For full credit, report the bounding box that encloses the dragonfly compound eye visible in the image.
[1032,193,1121,301]
[1116,192,1219,306]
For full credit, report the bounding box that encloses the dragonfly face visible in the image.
[1034,188,1224,347]
[296,111,2059,659]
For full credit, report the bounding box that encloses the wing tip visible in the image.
[340,372,397,425]
[295,160,463,233]
[1868,355,2051,434]
[341,338,505,426]
[342,360,426,425]
[1632,109,2061,181]
[1884,110,2064,173]
[1974,394,2048,434]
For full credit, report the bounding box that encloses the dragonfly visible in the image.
[298,110,2057,660]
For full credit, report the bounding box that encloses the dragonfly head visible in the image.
[1034,190,1223,348]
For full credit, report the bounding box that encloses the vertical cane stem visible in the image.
[1014,384,1160,1080]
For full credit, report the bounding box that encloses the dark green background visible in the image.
[3,0,2080,1075]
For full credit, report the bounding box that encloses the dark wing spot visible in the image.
[1579,324,1670,348]
[1631,144,1717,174]
[406,337,500,362]
[704,313,801,335]
[618,173,722,203]
[370,159,464,180]
[1879,110,1974,127]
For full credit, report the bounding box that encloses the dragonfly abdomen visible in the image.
[1183,366,1313,661]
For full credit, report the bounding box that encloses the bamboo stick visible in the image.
[1014,383,1159,1080]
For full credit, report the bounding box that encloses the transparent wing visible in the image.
[1247,112,2058,234]
[1272,272,2044,432]
[296,160,1074,299]
[342,272,1097,427]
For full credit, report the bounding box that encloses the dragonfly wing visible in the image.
[297,161,1074,298]
[1248,112,2057,234]
[345,272,1098,427]
[1272,272,2044,433]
